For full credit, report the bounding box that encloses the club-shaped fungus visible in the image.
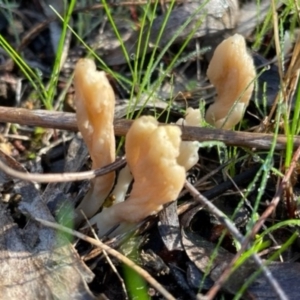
[205,34,256,129]
[176,107,201,171]
[89,116,186,237]
[74,58,115,224]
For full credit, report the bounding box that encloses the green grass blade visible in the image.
[0,35,49,106]
[46,0,76,109]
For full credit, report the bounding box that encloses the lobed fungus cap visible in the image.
[89,116,186,236]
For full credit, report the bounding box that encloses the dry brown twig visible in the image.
[0,106,299,150]
[0,104,297,184]
[0,156,125,183]
[34,217,176,300]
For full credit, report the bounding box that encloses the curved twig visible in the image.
[0,156,126,183]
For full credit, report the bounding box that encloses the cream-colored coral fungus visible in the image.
[176,107,201,171]
[74,58,115,224]
[205,34,256,129]
[89,116,186,237]
[109,164,132,205]
[176,107,202,127]
[109,107,201,206]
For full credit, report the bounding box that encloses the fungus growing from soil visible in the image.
[176,107,201,171]
[89,116,186,237]
[74,58,116,224]
[205,34,256,129]
[176,107,202,127]
[109,164,132,205]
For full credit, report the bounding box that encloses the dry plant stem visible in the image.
[1,107,300,150]
[280,34,300,118]
[185,181,288,300]
[0,157,125,183]
[34,218,176,300]
[102,246,128,300]
[185,180,244,242]
[271,0,284,84]
[295,0,300,17]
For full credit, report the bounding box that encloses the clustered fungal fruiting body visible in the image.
[73,34,256,236]
[89,116,186,236]
[205,34,256,129]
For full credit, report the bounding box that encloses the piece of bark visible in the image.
[0,203,94,300]
[186,261,214,290]
[158,202,183,251]
[169,263,197,298]
[0,150,94,300]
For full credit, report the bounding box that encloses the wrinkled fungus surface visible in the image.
[205,34,256,129]
[89,116,186,237]
[74,59,116,223]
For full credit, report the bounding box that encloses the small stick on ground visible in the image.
[35,217,176,300]
[0,155,126,183]
[0,106,299,150]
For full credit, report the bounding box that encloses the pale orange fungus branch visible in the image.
[205,34,256,129]
[74,59,115,224]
